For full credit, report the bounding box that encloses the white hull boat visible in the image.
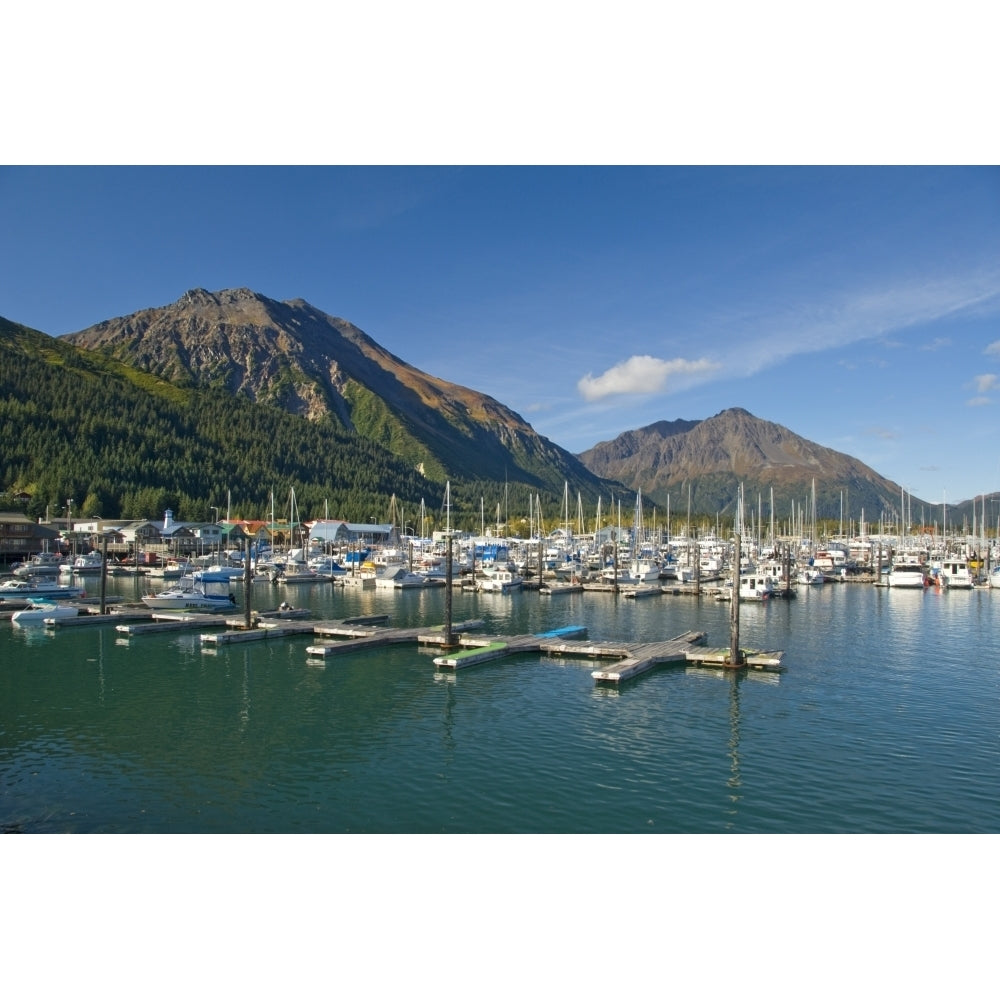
[141,580,238,611]
[0,578,87,601]
[11,600,82,624]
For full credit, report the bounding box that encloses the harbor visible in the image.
[2,562,999,834]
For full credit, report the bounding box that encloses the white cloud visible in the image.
[967,396,993,407]
[577,355,720,401]
[972,373,998,393]
[986,340,1000,356]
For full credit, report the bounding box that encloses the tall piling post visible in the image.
[99,532,108,615]
[244,543,253,628]
[729,532,744,666]
[445,533,454,646]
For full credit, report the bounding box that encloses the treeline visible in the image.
[0,318,589,530]
[0,322,443,523]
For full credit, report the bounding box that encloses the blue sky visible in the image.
[2,166,999,506]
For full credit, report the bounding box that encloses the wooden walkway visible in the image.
[589,631,709,683]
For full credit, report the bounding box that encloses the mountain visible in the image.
[63,287,605,497]
[0,314,440,525]
[577,408,924,523]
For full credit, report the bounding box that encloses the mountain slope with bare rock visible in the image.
[578,408,910,521]
[64,288,605,494]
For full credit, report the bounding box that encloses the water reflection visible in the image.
[727,672,742,822]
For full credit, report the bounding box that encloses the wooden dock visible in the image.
[684,647,785,671]
[590,631,709,684]
[303,619,485,658]
[116,613,231,635]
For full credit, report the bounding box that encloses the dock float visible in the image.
[539,582,584,596]
[116,613,230,635]
[46,610,154,628]
[203,621,317,644]
[684,647,785,671]
[304,619,485,658]
[433,626,589,669]
[591,631,709,684]
[622,585,662,599]
[433,641,510,668]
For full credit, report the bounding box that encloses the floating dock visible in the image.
[590,631,709,684]
[684,647,785,671]
[303,619,485,658]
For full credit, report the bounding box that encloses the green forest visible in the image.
[0,317,594,532]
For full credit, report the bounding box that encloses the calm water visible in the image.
[2,576,998,833]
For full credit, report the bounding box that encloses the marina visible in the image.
[2,565,999,833]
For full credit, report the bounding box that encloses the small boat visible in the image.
[141,578,238,611]
[797,567,825,586]
[11,600,82,624]
[477,564,523,593]
[887,558,927,589]
[12,552,66,577]
[374,566,429,589]
[0,578,87,601]
[59,552,104,575]
[147,558,194,579]
[937,558,974,589]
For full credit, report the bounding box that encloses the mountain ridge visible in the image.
[6,285,986,524]
[64,288,605,496]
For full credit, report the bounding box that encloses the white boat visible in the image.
[275,562,322,584]
[887,559,927,589]
[147,558,194,579]
[12,552,66,577]
[0,578,87,601]
[194,564,246,581]
[797,567,825,586]
[477,564,523,593]
[374,566,428,589]
[141,578,238,611]
[938,558,974,589]
[59,552,104,575]
[308,556,348,580]
[990,566,1000,590]
[740,573,774,601]
[11,600,82,624]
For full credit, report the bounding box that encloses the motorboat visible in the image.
[12,552,66,577]
[0,578,87,601]
[374,566,429,589]
[11,600,82,624]
[887,558,927,589]
[938,558,974,589]
[477,564,523,593]
[59,552,104,575]
[740,572,774,601]
[147,558,194,579]
[141,578,238,611]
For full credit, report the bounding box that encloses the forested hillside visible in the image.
[0,316,550,528]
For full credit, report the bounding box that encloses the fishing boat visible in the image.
[0,578,87,601]
[937,558,974,589]
[12,552,66,577]
[374,565,428,589]
[887,557,927,589]
[11,600,82,624]
[141,577,238,611]
[477,564,523,593]
[740,572,774,601]
[59,552,104,575]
